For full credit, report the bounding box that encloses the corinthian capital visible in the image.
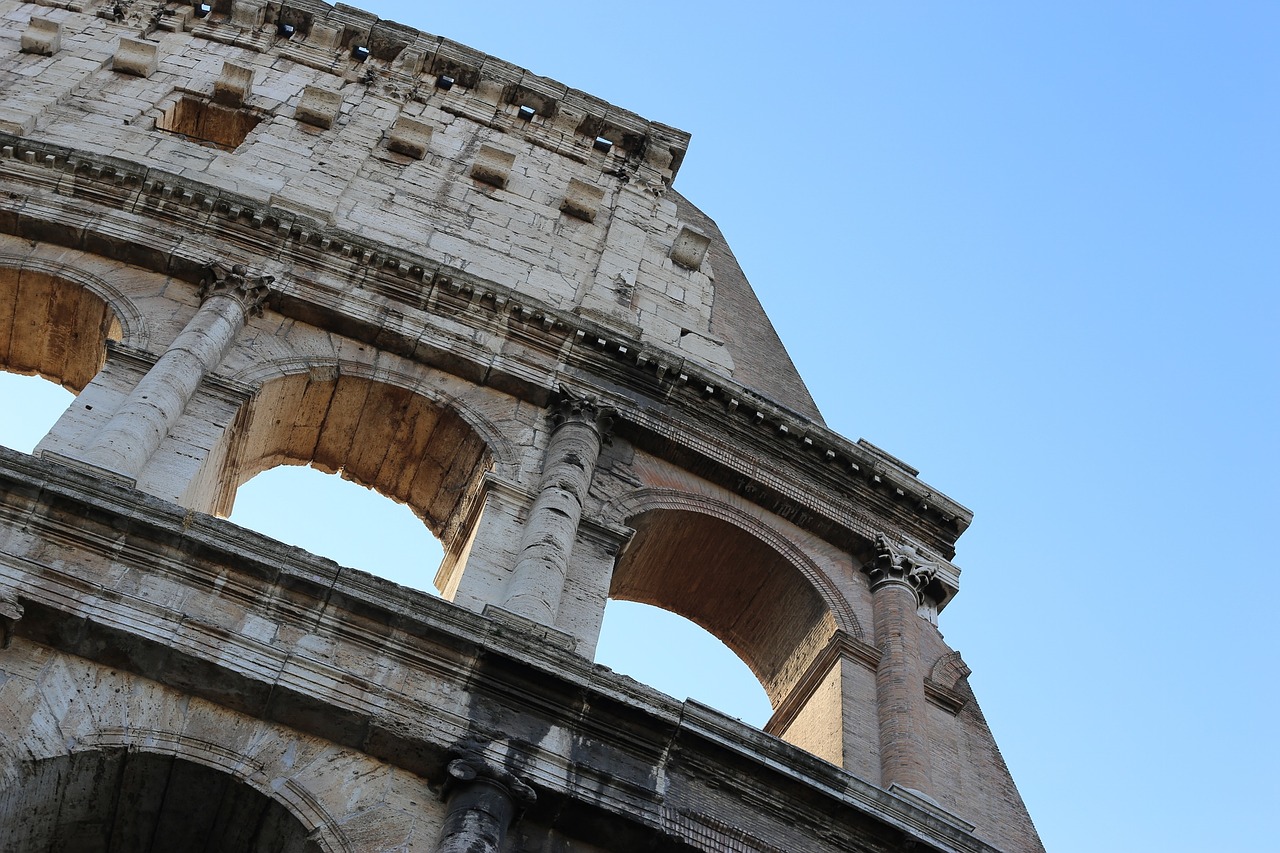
[863,533,938,595]
[199,260,274,316]
[550,390,616,440]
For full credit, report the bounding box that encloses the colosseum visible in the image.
[0,1,1042,850]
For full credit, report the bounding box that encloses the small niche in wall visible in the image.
[154,95,262,151]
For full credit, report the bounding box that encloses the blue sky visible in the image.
[2,4,1277,851]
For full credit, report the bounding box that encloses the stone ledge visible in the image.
[0,446,997,853]
[0,135,972,571]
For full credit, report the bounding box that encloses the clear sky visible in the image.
[2,4,1277,851]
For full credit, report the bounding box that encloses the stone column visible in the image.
[81,262,271,479]
[501,394,613,625]
[436,756,535,853]
[862,532,937,797]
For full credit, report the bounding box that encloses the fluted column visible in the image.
[501,394,613,625]
[436,756,535,853]
[863,532,937,797]
[81,262,271,479]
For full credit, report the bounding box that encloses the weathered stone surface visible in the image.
[20,16,61,56]
[0,3,1044,850]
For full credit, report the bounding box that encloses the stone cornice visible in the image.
[0,134,970,585]
[179,0,690,182]
[0,447,999,853]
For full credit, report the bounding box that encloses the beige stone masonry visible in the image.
[561,177,606,222]
[294,84,343,129]
[112,37,158,78]
[212,61,254,107]
[671,224,712,271]
[20,16,61,56]
[386,113,432,159]
[470,143,516,189]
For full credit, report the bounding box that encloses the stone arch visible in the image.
[213,359,511,543]
[0,738,347,852]
[0,257,135,391]
[604,488,861,708]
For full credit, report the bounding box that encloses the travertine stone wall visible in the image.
[0,1,1043,849]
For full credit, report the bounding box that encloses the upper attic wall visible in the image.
[0,0,821,423]
[0,5,663,362]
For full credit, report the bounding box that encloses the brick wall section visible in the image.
[672,189,824,422]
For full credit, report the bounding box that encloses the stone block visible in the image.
[229,0,266,29]
[295,86,343,129]
[560,178,605,222]
[386,115,432,159]
[307,23,342,51]
[670,224,711,270]
[20,17,62,56]
[112,38,159,78]
[213,62,254,107]
[470,145,516,189]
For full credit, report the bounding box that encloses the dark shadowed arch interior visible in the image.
[0,749,320,853]
[609,509,838,707]
[0,266,121,390]
[218,372,492,541]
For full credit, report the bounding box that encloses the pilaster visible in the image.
[78,262,271,480]
[501,393,614,626]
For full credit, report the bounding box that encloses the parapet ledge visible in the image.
[189,0,690,179]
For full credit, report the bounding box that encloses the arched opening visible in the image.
[609,509,840,713]
[596,599,773,725]
[0,371,72,453]
[215,371,491,590]
[230,464,445,593]
[0,265,122,391]
[0,749,320,852]
[0,265,121,454]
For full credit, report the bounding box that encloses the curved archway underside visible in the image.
[0,749,320,853]
[224,372,492,540]
[610,509,838,706]
[0,266,120,391]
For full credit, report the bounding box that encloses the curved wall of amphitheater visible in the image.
[0,2,1042,851]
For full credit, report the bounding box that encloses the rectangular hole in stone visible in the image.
[593,136,614,153]
[517,105,536,122]
[155,95,262,151]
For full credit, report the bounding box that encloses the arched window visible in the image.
[229,464,445,594]
[213,371,491,594]
[596,599,772,726]
[0,749,320,852]
[0,265,121,454]
[0,372,72,453]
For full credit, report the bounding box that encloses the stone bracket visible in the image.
[0,594,22,649]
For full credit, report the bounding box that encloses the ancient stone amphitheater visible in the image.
[0,1,1042,850]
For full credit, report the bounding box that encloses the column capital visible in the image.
[862,532,938,596]
[199,260,274,317]
[550,390,615,441]
[445,755,537,807]
[0,593,22,649]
